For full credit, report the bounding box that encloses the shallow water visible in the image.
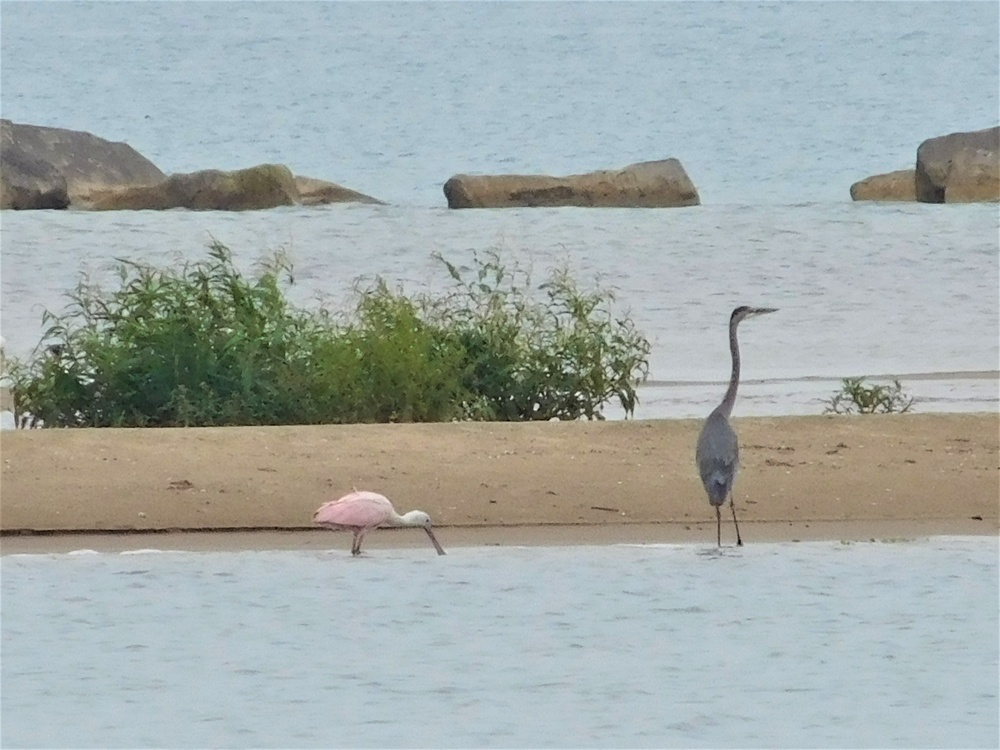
[2,203,997,421]
[2,537,997,748]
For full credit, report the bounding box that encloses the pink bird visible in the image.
[313,490,446,557]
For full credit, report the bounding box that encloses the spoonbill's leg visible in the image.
[351,530,364,556]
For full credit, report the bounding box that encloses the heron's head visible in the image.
[731,306,778,325]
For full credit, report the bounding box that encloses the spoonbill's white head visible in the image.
[401,510,445,555]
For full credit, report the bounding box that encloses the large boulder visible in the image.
[82,164,300,211]
[915,126,999,203]
[294,175,385,206]
[1,120,384,211]
[0,145,69,209]
[443,159,700,208]
[849,169,916,201]
[0,119,164,208]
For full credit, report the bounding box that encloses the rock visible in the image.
[294,175,385,205]
[0,146,69,209]
[443,159,700,208]
[849,169,916,201]
[1,120,380,211]
[82,164,300,211]
[0,119,164,208]
[915,126,999,203]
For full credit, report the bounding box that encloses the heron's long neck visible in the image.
[718,318,741,418]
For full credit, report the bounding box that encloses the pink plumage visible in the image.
[313,490,395,529]
[313,490,446,557]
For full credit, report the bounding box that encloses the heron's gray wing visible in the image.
[696,412,740,505]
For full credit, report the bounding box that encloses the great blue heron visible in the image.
[696,305,777,547]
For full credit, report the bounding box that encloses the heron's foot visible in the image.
[736,538,743,547]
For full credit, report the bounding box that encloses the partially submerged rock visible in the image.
[1,120,384,210]
[82,164,301,211]
[0,119,164,208]
[294,175,384,206]
[84,168,389,211]
[0,146,69,209]
[915,126,999,203]
[849,169,916,202]
[83,171,386,211]
[443,159,700,208]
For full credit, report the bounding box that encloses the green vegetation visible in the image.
[7,242,650,427]
[823,377,914,415]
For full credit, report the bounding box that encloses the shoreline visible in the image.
[1,519,995,556]
[1,413,997,554]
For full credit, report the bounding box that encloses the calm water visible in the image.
[1,2,998,418]
[2,204,997,419]
[2,538,998,748]
[2,2,997,206]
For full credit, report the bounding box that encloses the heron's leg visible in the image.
[715,505,721,547]
[729,494,743,547]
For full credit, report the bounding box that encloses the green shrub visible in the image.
[338,278,471,423]
[824,377,914,415]
[431,251,650,420]
[8,243,650,427]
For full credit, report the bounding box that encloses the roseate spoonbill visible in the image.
[313,490,446,556]
[696,305,777,547]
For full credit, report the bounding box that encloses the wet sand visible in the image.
[1,414,997,553]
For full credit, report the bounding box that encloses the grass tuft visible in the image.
[823,377,914,415]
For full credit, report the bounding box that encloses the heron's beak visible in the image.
[750,307,778,316]
[424,526,446,556]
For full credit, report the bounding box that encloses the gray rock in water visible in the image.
[443,159,700,208]
[0,119,164,209]
[849,169,916,201]
[294,175,385,205]
[1,120,386,211]
[915,126,999,203]
[82,164,300,211]
[0,143,69,209]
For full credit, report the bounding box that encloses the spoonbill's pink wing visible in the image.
[313,491,394,529]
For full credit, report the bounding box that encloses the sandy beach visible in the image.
[1,413,997,554]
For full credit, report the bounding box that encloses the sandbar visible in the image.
[1,414,996,554]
